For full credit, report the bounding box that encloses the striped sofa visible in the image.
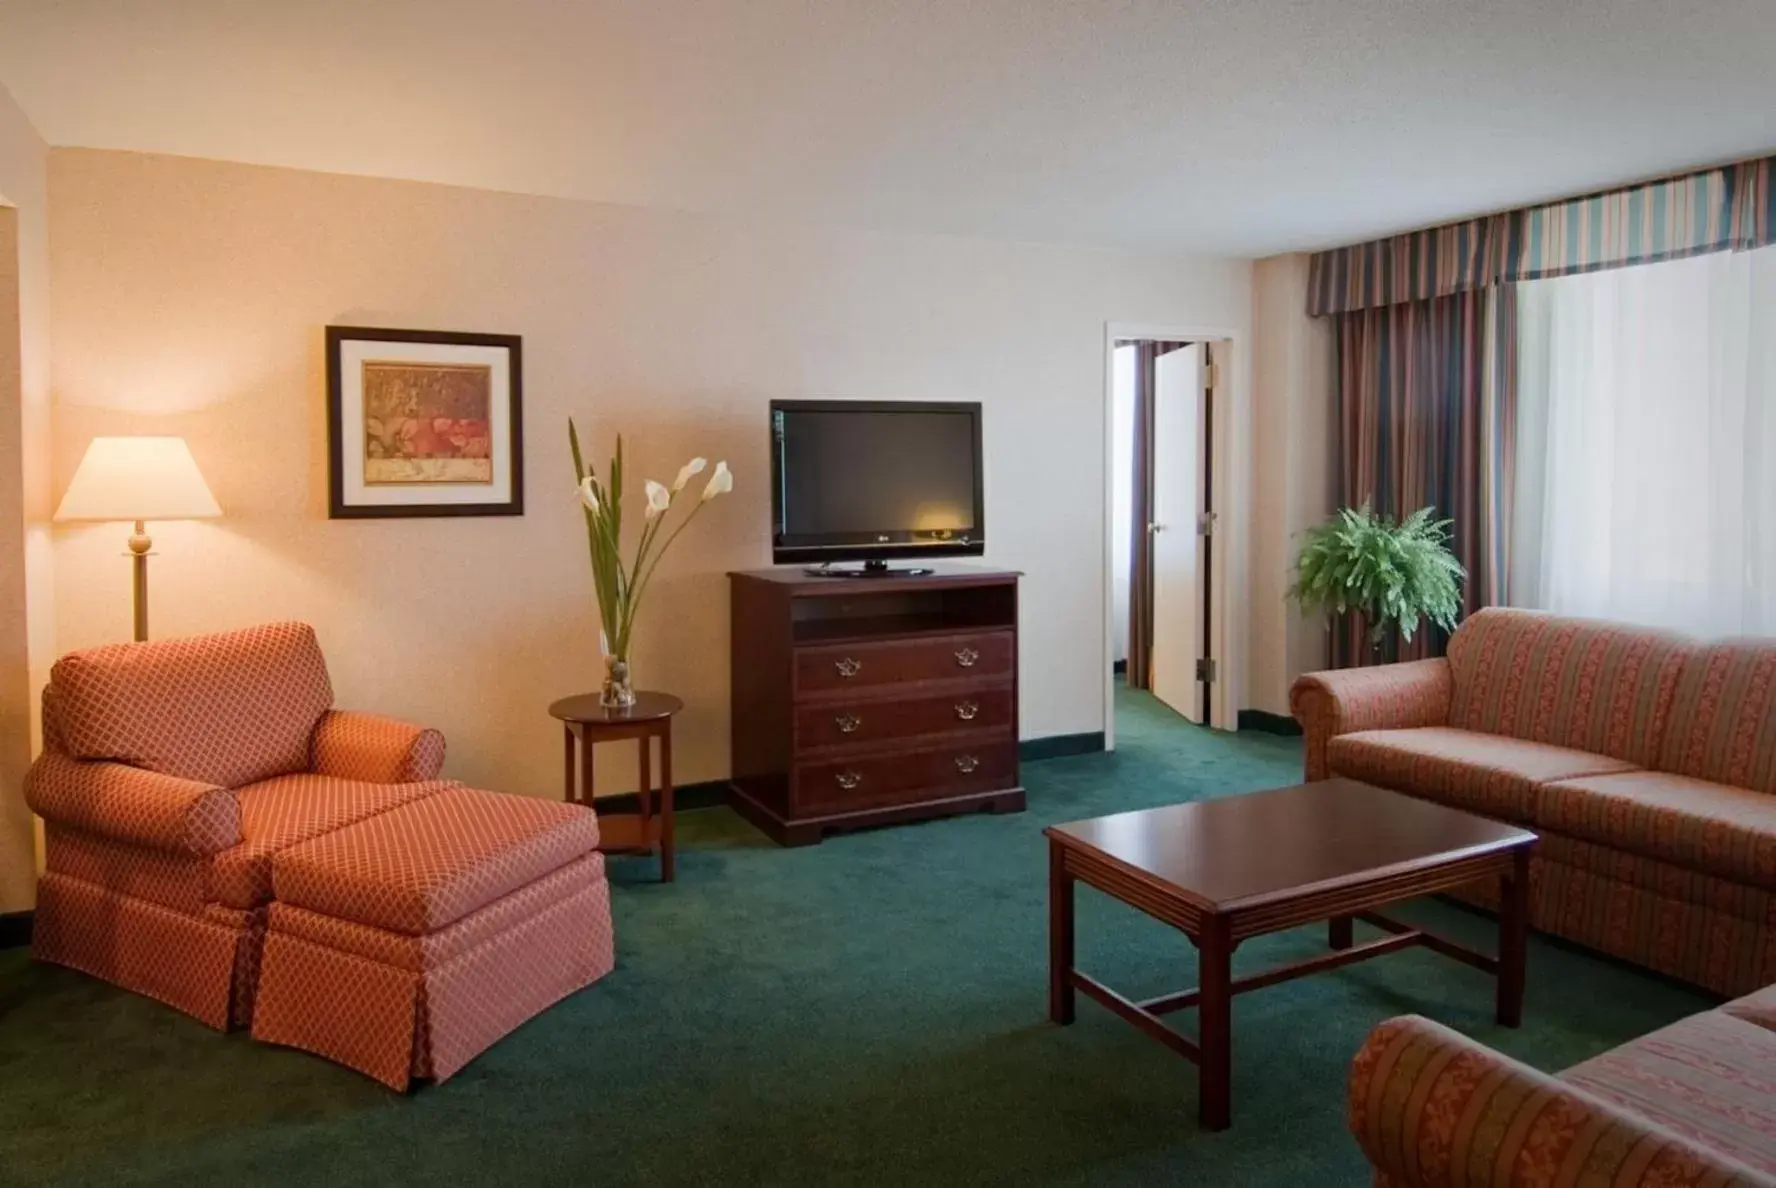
[1348,993,1776,1186]
[1291,608,1776,998]
[25,622,616,1087]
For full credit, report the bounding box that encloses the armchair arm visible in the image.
[24,750,242,855]
[1290,659,1452,780]
[311,710,446,783]
[1349,1016,1767,1188]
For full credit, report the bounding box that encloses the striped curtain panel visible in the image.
[1329,288,1515,666]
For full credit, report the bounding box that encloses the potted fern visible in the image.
[1289,504,1466,659]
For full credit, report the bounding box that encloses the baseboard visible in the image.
[0,910,32,949]
[1237,709,1302,736]
[590,779,729,816]
[1019,731,1106,762]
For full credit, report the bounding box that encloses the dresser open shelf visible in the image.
[728,566,1025,845]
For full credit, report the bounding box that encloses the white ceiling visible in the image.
[1,0,1772,257]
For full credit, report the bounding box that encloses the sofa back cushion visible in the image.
[1659,640,1776,793]
[1446,608,1693,766]
[51,621,334,787]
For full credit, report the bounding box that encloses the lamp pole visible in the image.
[128,519,152,642]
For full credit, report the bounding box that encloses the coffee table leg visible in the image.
[1197,917,1233,1131]
[1328,916,1353,951]
[1497,848,1530,1027]
[1048,839,1075,1025]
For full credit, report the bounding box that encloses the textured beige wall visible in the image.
[1247,253,1333,716]
[0,79,51,912]
[49,148,1251,800]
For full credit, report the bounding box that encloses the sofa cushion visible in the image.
[1327,726,1636,824]
[1539,771,1776,890]
[1660,640,1776,795]
[271,786,600,935]
[1446,608,1693,767]
[49,622,334,788]
[1722,983,1776,1033]
[210,774,451,909]
[1560,1009,1776,1177]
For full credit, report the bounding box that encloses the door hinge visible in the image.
[1196,658,1217,683]
[1197,511,1217,536]
[1205,359,1220,390]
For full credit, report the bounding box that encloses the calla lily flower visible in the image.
[644,480,671,519]
[700,460,733,503]
[672,457,708,492]
[577,476,600,513]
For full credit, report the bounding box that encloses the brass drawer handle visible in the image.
[954,647,980,668]
[954,754,981,774]
[955,701,979,721]
[835,657,862,678]
[835,771,863,790]
[835,713,862,734]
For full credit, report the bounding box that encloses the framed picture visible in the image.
[326,326,524,518]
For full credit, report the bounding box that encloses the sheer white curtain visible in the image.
[1511,246,1776,635]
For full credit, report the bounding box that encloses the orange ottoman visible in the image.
[250,785,615,1089]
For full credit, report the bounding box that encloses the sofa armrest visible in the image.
[24,750,242,855]
[310,710,446,783]
[1349,1016,1768,1188]
[1290,659,1452,780]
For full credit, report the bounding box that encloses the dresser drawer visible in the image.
[795,631,1014,695]
[794,686,1013,753]
[795,740,1018,812]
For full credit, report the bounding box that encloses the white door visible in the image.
[1149,344,1205,722]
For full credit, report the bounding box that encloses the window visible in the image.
[1511,247,1776,635]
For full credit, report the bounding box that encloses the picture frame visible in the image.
[326,325,524,519]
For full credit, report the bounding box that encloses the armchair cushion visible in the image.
[1290,658,1452,781]
[49,621,334,788]
[310,710,446,783]
[1445,608,1693,767]
[1349,1014,1767,1188]
[210,774,452,909]
[24,750,241,855]
[1539,770,1776,890]
[1326,726,1634,825]
[1660,640,1776,795]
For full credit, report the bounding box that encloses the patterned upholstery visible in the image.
[311,710,447,783]
[1562,1011,1776,1177]
[253,851,615,1089]
[212,775,454,909]
[1723,984,1776,1033]
[1445,608,1693,766]
[271,786,601,935]
[1660,640,1776,795]
[49,621,334,787]
[44,829,212,914]
[1290,658,1453,781]
[1326,727,1636,824]
[1539,771,1776,890]
[25,750,242,855]
[1348,1014,1774,1187]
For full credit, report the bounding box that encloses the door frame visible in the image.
[1103,322,1246,748]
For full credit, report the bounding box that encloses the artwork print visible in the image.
[326,326,524,519]
[362,360,494,485]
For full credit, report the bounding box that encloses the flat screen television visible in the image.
[770,400,984,575]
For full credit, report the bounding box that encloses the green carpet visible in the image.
[0,687,1712,1187]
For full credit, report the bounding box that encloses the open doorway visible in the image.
[1111,334,1224,734]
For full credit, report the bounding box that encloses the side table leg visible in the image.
[562,724,577,803]
[1328,916,1353,951]
[660,721,676,883]
[1048,839,1074,1025]
[578,724,595,806]
[1197,918,1234,1131]
[1497,848,1530,1027]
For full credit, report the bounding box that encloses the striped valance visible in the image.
[1307,154,1776,316]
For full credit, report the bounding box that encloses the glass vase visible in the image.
[601,652,637,709]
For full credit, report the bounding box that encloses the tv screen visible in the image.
[771,400,984,566]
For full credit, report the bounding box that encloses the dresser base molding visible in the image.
[729,781,1026,847]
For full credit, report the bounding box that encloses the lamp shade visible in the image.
[55,437,222,523]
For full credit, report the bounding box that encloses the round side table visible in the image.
[548,691,683,883]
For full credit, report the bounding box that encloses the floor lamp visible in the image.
[55,437,222,642]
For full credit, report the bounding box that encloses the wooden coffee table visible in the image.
[1044,778,1537,1130]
